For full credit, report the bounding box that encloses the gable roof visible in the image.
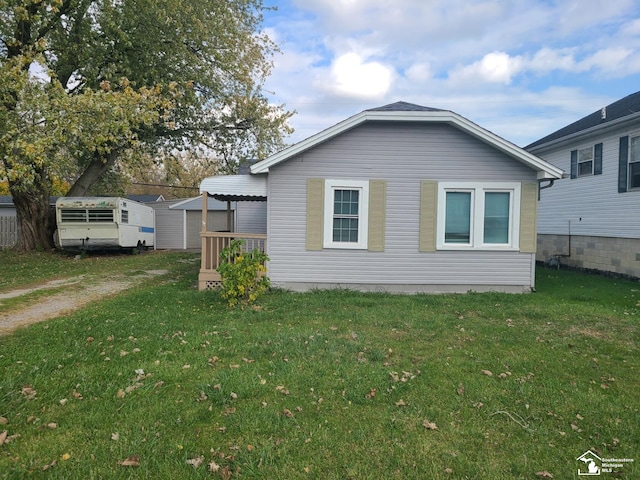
[251,101,563,180]
[526,90,640,151]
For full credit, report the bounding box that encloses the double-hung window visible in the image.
[629,135,640,189]
[577,146,594,176]
[323,180,369,249]
[437,182,520,250]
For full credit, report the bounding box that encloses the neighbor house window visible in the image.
[437,182,520,250]
[323,180,369,249]
[577,146,594,176]
[629,136,640,189]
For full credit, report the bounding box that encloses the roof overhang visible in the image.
[199,175,267,201]
[527,111,640,155]
[251,109,564,180]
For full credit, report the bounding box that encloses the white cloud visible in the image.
[317,53,395,99]
[264,0,640,146]
[529,48,578,73]
[578,48,633,73]
[449,51,523,85]
[405,63,432,82]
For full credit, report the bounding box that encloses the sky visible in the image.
[260,0,640,148]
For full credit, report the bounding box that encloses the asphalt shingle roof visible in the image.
[366,101,445,113]
[526,90,640,150]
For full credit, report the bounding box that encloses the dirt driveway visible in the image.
[0,270,168,335]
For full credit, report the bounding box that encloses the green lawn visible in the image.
[0,250,638,479]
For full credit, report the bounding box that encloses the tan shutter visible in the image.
[306,178,324,250]
[419,180,437,252]
[519,182,538,253]
[368,180,386,251]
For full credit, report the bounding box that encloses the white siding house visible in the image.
[199,102,563,292]
[527,91,640,278]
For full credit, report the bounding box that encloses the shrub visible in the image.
[217,239,270,307]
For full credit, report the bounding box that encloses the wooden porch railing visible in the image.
[198,231,268,290]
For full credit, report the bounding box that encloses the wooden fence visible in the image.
[0,216,17,247]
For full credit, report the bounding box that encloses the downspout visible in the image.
[538,177,570,269]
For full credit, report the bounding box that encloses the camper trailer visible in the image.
[55,197,155,251]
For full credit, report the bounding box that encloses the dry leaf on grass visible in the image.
[42,459,57,471]
[535,471,553,478]
[209,460,220,472]
[0,417,8,425]
[118,455,140,467]
[111,432,120,441]
[21,385,36,399]
[186,456,204,468]
[0,430,7,445]
[423,420,438,430]
[395,399,408,407]
[282,408,294,418]
[47,423,58,429]
[481,370,493,377]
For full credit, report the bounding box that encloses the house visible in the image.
[526,90,640,279]
[198,101,563,293]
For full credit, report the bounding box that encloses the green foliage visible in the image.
[1,0,294,250]
[217,239,270,307]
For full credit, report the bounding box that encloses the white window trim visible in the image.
[436,182,521,251]
[323,179,369,249]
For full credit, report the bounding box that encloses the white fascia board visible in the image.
[251,109,564,180]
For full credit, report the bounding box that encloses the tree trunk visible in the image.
[66,150,120,196]
[11,188,55,252]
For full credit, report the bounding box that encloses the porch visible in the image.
[198,174,268,291]
[199,231,268,290]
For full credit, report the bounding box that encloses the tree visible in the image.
[0,0,293,251]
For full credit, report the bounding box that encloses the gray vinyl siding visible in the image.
[237,202,267,234]
[536,124,640,239]
[266,122,537,288]
[153,199,231,250]
[154,207,185,249]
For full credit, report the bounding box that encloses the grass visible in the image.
[0,250,639,479]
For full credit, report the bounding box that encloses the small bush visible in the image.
[217,239,270,307]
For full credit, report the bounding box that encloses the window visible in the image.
[437,183,520,250]
[444,191,471,243]
[577,146,593,176]
[121,210,129,223]
[60,209,114,222]
[629,136,640,189]
[572,143,602,179]
[323,180,369,249]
